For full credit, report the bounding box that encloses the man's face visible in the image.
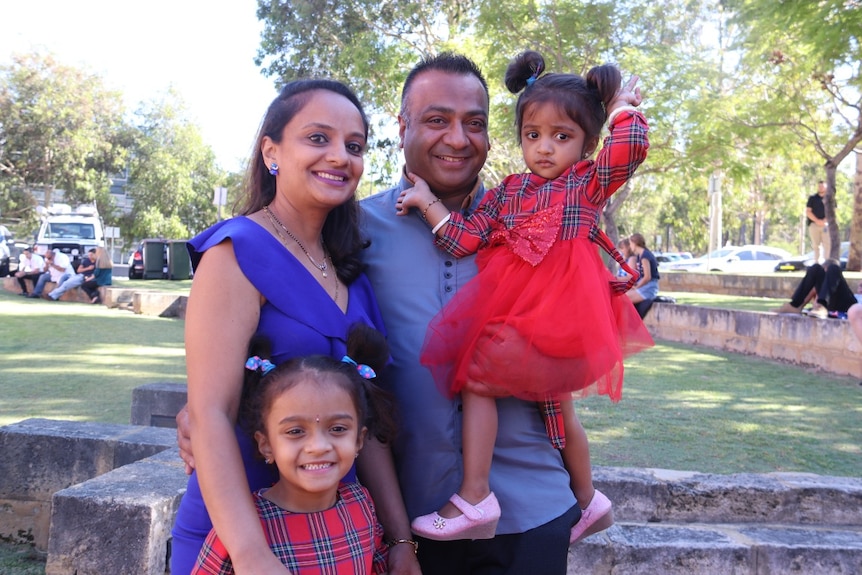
[818,182,827,195]
[398,70,489,198]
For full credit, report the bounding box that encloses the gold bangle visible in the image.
[386,538,419,555]
[422,198,442,219]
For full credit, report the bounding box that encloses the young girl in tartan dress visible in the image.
[192,325,397,574]
[396,50,653,543]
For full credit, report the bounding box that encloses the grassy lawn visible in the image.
[0,291,186,427]
[2,286,861,571]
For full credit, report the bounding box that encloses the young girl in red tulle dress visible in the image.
[396,49,654,543]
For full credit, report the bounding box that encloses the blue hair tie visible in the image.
[341,355,376,379]
[245,356,276,375]
[526,75,537,87]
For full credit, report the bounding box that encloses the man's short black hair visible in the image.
[400,52,489,116]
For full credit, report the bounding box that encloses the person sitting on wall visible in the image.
[775,260,860,319]
[15,247,45,296]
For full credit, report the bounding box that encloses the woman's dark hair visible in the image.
[237,79,370,284]
[504,50,620,148]
[240,324,397,456]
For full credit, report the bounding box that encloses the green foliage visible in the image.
[0,52,128,230]
[125,90,223,240]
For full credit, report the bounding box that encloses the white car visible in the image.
[663,245,792,273]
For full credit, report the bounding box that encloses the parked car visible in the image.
[656,251,694,271]
[128,243,145,279]
[663,245,792,273]
[774,241,850,272]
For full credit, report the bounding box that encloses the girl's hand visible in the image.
[608,75,642,114]
[395,173,436,215]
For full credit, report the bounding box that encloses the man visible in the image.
[28,248,74,299]
[360,53,578,574]
[15,246,45,296]
[47,248,96,300]
[806,181,830,264]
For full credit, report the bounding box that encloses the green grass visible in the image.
[0,291,186,427]
[2,288,859,475]
[115,276,192,293]
[2,286,861,571]
[664,291,784,312]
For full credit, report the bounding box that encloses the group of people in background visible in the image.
[14,245,112,303]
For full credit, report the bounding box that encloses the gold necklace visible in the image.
[263,205,329,278]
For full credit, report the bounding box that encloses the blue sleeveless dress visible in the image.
[170,216,386,574]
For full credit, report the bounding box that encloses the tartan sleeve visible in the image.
[191,529,233,575]
[587,110,649,204]
[435,178,513,258]
[371,518,389,575]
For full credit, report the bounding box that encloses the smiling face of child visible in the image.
[255,375,366,513]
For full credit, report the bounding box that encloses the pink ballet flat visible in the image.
[569,489,614,543]
[411,492,501,541]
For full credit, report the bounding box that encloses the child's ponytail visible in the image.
[505,50,545,94]
[240,335,276,440]
[585,64,622,122]
[344,323,398,444]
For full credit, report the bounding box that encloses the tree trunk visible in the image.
[848,151,862,272]
[823,164,840,261]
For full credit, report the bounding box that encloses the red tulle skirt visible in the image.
[420,235,654,402]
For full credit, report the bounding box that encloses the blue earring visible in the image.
[269,162,279,176]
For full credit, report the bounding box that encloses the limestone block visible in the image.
[0,419,176,550]
[133,291,188,319]
[45,449,187,575]
[130,382,188,428]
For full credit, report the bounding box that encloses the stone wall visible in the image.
[0,419,177,551]
[643,303,862,379]
[660,271,801,297]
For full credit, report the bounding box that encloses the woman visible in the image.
[616,237,637,279]
[81,246,112,304]
[171,80,418,575]
[627,233,660,304]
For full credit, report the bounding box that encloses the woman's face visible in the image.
[264,90,367,211]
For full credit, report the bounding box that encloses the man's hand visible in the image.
[386,542,422,575]
[176,404,195,475]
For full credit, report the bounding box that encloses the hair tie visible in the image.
[341,355,376,379]
[526,75,537,87]
[245,356,276,375]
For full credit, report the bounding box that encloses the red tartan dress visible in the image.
[422,110,654,419]
[192,482,387,575]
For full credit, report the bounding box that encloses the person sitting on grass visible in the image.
[775,260,860,319]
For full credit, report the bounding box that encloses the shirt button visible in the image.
[444,272,452,279]
[445,260,453,267]
[445,286,453,292]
